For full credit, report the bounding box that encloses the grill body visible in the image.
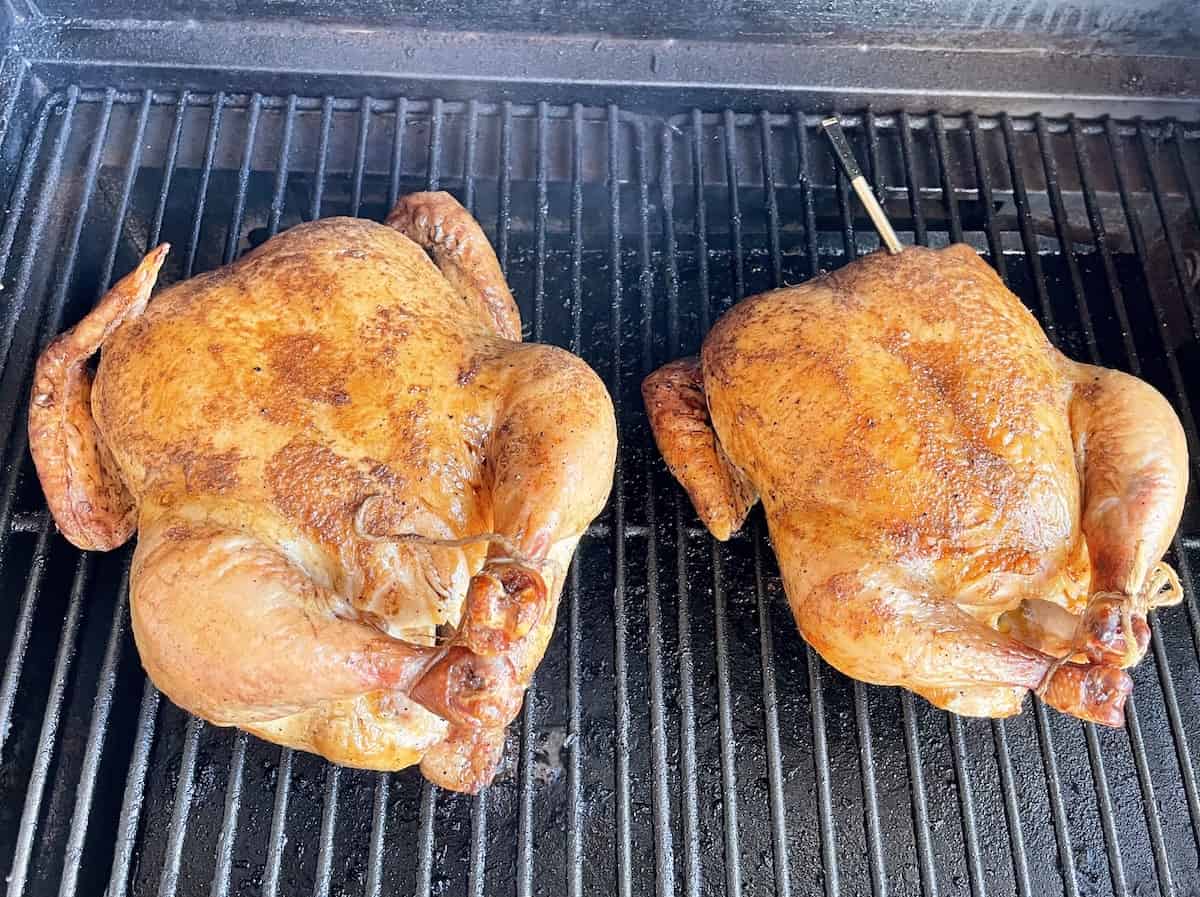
[0,7,1199,897]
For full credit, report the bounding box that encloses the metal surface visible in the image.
[12,21,1200,121]
[0,79,1197,897]
[15,0,1200,57]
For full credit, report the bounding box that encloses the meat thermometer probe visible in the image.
[821,116,904,255]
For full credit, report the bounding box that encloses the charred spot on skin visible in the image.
[163,525,195,542]
[357,305,413,356]
[456,359,482,386]
[266,332,353,407]
[459,660,486,694]
[151,444,244,495]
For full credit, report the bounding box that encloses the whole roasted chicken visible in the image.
[644,245,1186,725]
[30,192,616,791]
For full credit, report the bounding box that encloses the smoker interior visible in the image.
[1,37,1200,897]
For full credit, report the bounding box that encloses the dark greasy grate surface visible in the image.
[0,85,1198,897]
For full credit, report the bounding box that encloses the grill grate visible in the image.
[0,82,1198,897]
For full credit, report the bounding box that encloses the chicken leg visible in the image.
[1070,364,1188,666]
[786,559,1131,725]
[411,341,615,789]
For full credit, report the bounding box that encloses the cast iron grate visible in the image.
[0,83,1198,897]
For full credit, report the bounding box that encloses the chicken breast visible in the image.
[644,244,1186,725]
[29,192,617,792]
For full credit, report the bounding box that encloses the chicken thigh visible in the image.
[644,244,1186,725]
[30,192,616,791]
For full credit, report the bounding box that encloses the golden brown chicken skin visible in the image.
[644,244,1186,726]
[29,192,617,792]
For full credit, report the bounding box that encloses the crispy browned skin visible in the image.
[29,192,616,792]
[644,244,1187,726]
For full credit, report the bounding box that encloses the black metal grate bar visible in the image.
[97,90,154,298]
[414,780,437,895]
[497,101,512,274]
[260,747,293,897]
[388,97,408,210]
[351,95,370,217]
[466,87,488,866]
[1001,113,1058,335]
[1127,692,1176,897]
[365,772,389,897]
[897,111,926,247]
[716,110,745,897]
[427,97,444,192]
[659,119,704,897]
[149,92,189,248]
[635,116,676,897]
[157,716,204,897]
[607,101,634,897]
[565,103,586,897]
[185,92,224,278]
[311,94,334,219]
[967,112,1007,278]
[755,112,791,897]
[0,54,30,216]
[210,732,247,897]
[312,765,340,897]
[467,787,487,897]
[792,111,842,897]
[266,95,297,236]
[34,85,115,373]
[0,89,1198,897]
[107,682,161,897]
[463,99,480,215]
